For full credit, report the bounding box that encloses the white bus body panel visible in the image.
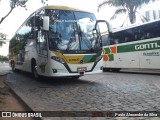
[103,38,160,70]
[139,49,160,69]
[36,52,102,77]
[105,52,139,68]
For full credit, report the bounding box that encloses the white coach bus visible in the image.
[9,5,112,79]
[102,19,160,72]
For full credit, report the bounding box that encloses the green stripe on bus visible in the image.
[117,40,160,53]
[83,51,102,62]
[83,55,94,62]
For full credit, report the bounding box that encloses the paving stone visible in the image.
[5,70,160,120]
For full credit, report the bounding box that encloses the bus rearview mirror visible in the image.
[43,16,49,31]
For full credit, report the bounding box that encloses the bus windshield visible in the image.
[46,10,99,52]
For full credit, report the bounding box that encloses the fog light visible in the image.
[52,69,57,73]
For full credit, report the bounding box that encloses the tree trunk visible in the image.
[0,8,13,24]
[129,12,136,24]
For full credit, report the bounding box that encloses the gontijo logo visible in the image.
[135,42,160,50]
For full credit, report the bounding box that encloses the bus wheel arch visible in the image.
[31,58,39,79]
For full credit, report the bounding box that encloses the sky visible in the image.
[0,0,160,56]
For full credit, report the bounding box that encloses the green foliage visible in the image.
[10,0,28,8]
[0,33,6,47]
[0,0,47,47]
[0,0,28,24]
[0,0,48,24]
[98,0,158,24]
[0,41,6,46]
[0,55,9,61]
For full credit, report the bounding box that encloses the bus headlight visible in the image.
[96,56,102,63]
[51,56,66,64]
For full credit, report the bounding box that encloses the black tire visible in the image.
[11,60,16,72]
[111,68,121,72]
[31,60,39,79]
[11,65,15,71]
[103,68,111,72]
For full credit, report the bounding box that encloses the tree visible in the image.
[0,0,47,46]
[0,0,28,24]
[0,0,48,24]
[0,33,7,46]
[98,0,158,24]
[0,55,9,61]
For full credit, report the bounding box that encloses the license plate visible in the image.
[77,67,87,72]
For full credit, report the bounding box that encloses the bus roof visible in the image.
[42,5,89,13]
[113,19,160,33]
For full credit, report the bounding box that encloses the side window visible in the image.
[133,27,143,41]
[35,9,48,56]
[37,31,47,55]
[15,31,27,63]
[123,29,134,42]
[15,14,34,63]
[9,36,19,59]
[109,32,121,45]
[102,34,110,46]
[10,14,35,63]
[151,22,160,38]
[139,27,146,40]
[17,14,35,41]
[25,14,35,39]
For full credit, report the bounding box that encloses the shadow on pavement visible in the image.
[11,70,97,86]
[106,69,160,76]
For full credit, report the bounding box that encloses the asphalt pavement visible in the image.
[0,62,11,75]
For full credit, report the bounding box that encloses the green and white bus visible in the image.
[102,19,160,72]
[9,5,112,79]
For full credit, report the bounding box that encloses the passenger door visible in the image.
[35,9,48,75]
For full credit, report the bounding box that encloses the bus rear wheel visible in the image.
[103,68,111,72]
[111,68,121,72]
[11,60,16,71]
[31,61,39,79]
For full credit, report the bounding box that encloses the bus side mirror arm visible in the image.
[95,20,113,33]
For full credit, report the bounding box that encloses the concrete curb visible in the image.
[0,73,9,76]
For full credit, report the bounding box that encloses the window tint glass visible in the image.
[46,10,78,50]
[107,21,160,45]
